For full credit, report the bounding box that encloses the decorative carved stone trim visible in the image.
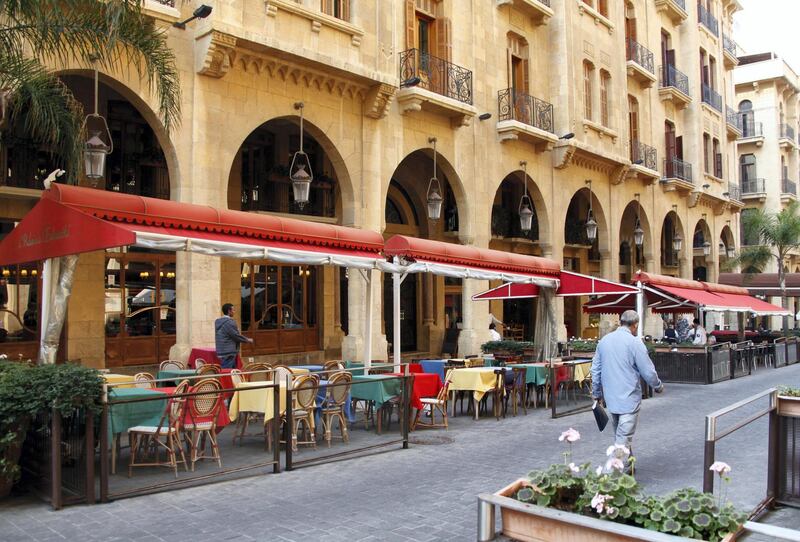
[265,0,364,47]
[552,143,577,169]
[688,191,701,208]
[611,164,630,185]
[364,83,397,119]
[196,30,237,78]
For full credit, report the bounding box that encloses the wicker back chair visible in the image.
[230,369,246,386]
[323,360,344,373]
[272,365,293,385]
[194,358,206,369]
[127,380,189,477]
[197,364,221,375]
[245,362,272,382]
[133,372,156,389]
[413,370,452,430]
[184,378,223,470]
[159,359,184,371]
[286,374,319,450]
[320,371,352,446]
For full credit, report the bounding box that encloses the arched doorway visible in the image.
[618,199,651,283]
[719,224,735,273]
[660,210,685,275]
[226,117,347,357]
[563,187,607,338]
[384,148,462,355]
[693,219,712,281]
[488,169,549,341]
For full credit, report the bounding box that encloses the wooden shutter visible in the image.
[676,136,683,160]
[522,58,530,94]
[665,49,676,67]
[321,0,331,16]
[435,17,452,62]
[405,0,417,50]
[342,0,350,21]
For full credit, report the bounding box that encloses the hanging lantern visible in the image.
[719,241,726,254]
[519,196,534,233]
[426,177,443,221]
[633,220,644,248]
[82,68,113,183]
[672,231,683,253]
[702,240,712,256]
[289,102,313,209]
[727,247,736,259]
[585,211,598,243]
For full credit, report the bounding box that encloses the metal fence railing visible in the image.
[741,178,766,194]
[660,64,690,96]
[626,38,655,74]
[497,88,554,133]
[726,106,742,131]
[630,139,658,171]
[782,178,797,196]
[727,183,742,202]
[723,33,738,58]
[702,83,722,112]
[781,123,796,142]
[399,48,473,105]
[697,2,719,36]
[663,156,693,183]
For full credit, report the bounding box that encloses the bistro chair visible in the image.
[127,381,189,477]
[272,365,294,386]
[323,360,345,373]
[283,374,319,451]
[245,362,272,382]
[159,359,185,372]
[184,378,224,470]
[412,371,452,430]
[133,372,155,389]
[194,359,206,369]
[503,367,527,417]
[320,371,352,446]
[230,369,245,386]
[197,364,221,375]
[477,369,505,420]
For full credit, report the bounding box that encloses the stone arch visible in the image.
[619,198,653,270]
[660,209,686,270]
[564,186,610,255]
[488,168,550,245]
[692,218,712,280]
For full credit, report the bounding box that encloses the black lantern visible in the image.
[289,102,313,208]
[426,137,443,221]
[519,161,533,233]
[633,193,644,248]
[82,68,113,183]
[672,231,683,253]
[585,180,597,243]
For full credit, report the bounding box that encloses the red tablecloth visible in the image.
[188,347,242,369]
[388,372,442,410]
[407,363,424,373]
[151,387,230,429]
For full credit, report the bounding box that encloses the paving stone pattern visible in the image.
[1,364,799,541]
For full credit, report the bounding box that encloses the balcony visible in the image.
[626,38,656,87]
[722,34,739,67]
[697,2,719,37]
[701,83,722,113]
[659,65,690,109]
[629,140,659,180]
[495,0,553,25]
[496,88,558,149]
[779,123,798,149]
[397,49,476,126]
[655,0,688,25]
[143,0,180,21]
[738,119,764,146]
[661,156,694,192]
[726,183,742,203]
[741,178,766,201]
[782,178,797,202]
[725,106,742,139]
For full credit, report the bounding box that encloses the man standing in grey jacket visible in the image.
[591,310,663,461]
[215,303,253,369]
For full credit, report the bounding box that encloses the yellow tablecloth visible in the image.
[448,368,501,401]
[228,381,287,424]
[571,361,592,383]
[102,373,135,388]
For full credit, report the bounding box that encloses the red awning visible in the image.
[471,271,638,300]
[0,184,385,266]
[655,284,748,312]
[712,293,789,315]
[384,235,561,281]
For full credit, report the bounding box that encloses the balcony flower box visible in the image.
[777,394,800,418]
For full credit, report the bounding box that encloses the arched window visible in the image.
[583,61,595,120]
[600,70,611,127]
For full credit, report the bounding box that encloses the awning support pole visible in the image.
[392,256,408,372]
[39,258,53,357]
[359,268,373,372]
[636,280,644,339]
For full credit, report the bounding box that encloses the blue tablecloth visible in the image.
[315,379,355,424]
[293,365,324,372]
[420,360,447,381]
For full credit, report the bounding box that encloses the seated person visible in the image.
[663,321,678,344]
[489,322,502,342]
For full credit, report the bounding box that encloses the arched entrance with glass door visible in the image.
[693,218,713,281]
[660,209,686,276]
[618,199,652,283]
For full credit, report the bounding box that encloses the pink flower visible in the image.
[559,428,581,443]
[568,462,580,474]
[591,493,612,514]
[606,444,630,457]
[709,461,731,475]
[607,457,625,472]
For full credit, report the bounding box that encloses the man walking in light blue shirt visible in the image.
[591,310,663,460]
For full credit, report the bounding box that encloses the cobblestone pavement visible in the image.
[1,364,798,542]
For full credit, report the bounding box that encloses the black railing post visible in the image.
[50,408,62,510]
[85,410,95,505]
[703,438,715,493]
[273,382,281,473]
[99,403,109,502]
[402,375,410,449]
[284,382,293,471]
[767,407,779,499]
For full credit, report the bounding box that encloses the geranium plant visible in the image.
[513,430,745,542]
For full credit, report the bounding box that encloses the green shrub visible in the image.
[481,340,536,354]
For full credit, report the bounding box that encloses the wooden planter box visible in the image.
[777,396,800,418]
[492,479,733,542]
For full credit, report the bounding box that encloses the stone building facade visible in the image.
[0,0,744,368]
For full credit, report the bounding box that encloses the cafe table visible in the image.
[156,369,197,384]
[107,387,169,473]
[102,373,136,388]
[448,367,505,420]
[228,381,286,424]
[419,360,447,381]
[292,365,324,373]
[567,360,592,383]
[387,372,442,410]
[513,363,549,386]
[187,347,242,369]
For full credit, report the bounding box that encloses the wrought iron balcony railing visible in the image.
[741,178,765,194]
[630,140,657,171]
[664,156,693,183]
[783,178,797,195]
[697,2,719,36]
[660,64,690,96]
[727,183,741,202]
[780,123,796,142]
[626,38,655,75]
[740,119,763,138]
[399,48,473,105]
[497,88,555,133]
[723,34,738,57]
[726,106,742,131]
[701,83,722,112]
[535,0,551,6]
[151,0,176,5]
[672,0,686,10]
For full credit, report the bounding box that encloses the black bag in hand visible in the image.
[593,400,609,432]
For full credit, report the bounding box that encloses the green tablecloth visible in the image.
[350,375,402,408]
[156,369,197,384]
[107,388,169,438]
[514,364,549,386]
[344,361,366,376]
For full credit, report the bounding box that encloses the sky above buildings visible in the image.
[734,0,800,73]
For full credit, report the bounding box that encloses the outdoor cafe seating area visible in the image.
[100,354,594,488]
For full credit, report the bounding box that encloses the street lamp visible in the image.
[82,66,113,183]
[703,240,712,256]
[671,204,682,253]
[519,161,534,233]
[633,193,644,248]
[585,180,597,243]
[289,102,313,208]
[426,137,443,221]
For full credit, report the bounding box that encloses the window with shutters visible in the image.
[598,0,608,17]
[320,0,350,21]
[507,33,529,93]
[599,70,610,127]
[703,133,711,173]
[583,61,594,121]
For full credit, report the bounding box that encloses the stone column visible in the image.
[170,251,220,363]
